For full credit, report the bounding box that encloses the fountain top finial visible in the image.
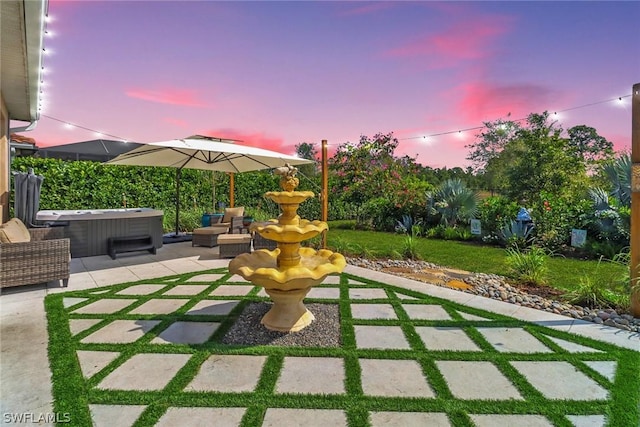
[274,163,299,192]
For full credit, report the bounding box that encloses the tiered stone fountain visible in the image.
[229,164,346,332]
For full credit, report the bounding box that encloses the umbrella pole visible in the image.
[230,173,235,207]
[175,168,181,236]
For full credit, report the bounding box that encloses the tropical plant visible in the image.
[399,224,422,260]
[500,220,534,248]
[504,245,548,286]
[426,178,479,227]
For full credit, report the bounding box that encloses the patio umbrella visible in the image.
[106,135,314,237]
[12,167,44,227]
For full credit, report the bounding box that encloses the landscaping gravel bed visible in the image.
[222,302,341,347]
[348,258,640,333]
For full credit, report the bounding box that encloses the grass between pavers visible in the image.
[45,268,639,427]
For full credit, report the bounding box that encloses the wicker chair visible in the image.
[0,226,70,288]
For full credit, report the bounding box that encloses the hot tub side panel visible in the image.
[66,216,163,258]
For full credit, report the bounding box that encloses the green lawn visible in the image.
[325,227,627,294]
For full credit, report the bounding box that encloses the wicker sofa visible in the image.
[0,218,70,289]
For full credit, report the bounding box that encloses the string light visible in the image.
[38,93,631,148]
[399,94,632,141]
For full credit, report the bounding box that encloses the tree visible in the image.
[466,115,522,173]
[500,112,587,202]
[567,125,615,174]
[329,132,427,227]
[295,142,319,178]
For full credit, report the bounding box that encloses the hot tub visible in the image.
[36,208,164,258]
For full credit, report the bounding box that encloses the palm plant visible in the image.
[426,179,479,227]
[602,153,631,208]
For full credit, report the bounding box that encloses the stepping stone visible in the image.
[544,336,603,353]
[583,361,617,382]
[510,361,609,400]
[187,273,225,282]
[476,328,552,353]
[69,319,102,335]
[257,288,269,297]
[76,350,120,378]
[457,311,491,321]
[396,293,420,300]
[262,409,347,426]
[210,285,253,296]
[276,357,345,395]
[97,353,191,391]
[128,298,189,315]
[163,285,210,295]
[349,288,388,300]
[415,327,481,351]
[185,300,239,316]
[116,284,167,295]
[62,297,88,308]
[351,303,397,320]
[89,404,146,427]
[307,287,340,299]
[151,321,220,344]
[354,326,411,350]
[223,274,250,283]
[80,320,160,344]
[402,304,452,320]
[72,298,137,314]
[360,359,434,397]
[436,361,523,400]
[369,412,451,426]
[566,415,606,427]
[187,355,267,392]
[322,275,341,285]
[469,414,553,427]
[156,407,246,427]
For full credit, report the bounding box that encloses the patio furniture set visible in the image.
[0,218,70,289]
[192,207,277,257]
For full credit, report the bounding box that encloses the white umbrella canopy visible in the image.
[106,135,314,237]
[107,135,312,172]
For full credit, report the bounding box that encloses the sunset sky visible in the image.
[22,1,639,168]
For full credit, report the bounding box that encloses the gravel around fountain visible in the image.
[222,303,341,347]
[347,258,640,334]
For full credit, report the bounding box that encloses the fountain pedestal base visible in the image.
[262,288,315,332]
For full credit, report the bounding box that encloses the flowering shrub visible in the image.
[477,196,519,242]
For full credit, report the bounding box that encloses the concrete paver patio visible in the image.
[1,242,638,426]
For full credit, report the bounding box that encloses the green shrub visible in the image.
[504,246,548,286]
[478,196,519,239]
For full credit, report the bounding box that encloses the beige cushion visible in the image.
[0,218,31,243]
[193,227,228,235]
[218,234,252,244]
[222,207,244,224]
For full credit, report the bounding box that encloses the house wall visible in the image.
[0,95,9,224]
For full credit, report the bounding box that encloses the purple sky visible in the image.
[26,1,639,168]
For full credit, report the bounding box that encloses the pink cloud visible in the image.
[200,129,298,156]
[455,82,557,123]
[125,88,209,107]
[384,16,513,68]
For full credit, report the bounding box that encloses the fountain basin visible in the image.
[229,247,346,291]
[251,220,327,243]
[265,191,315,205]
[229,247,346,332]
